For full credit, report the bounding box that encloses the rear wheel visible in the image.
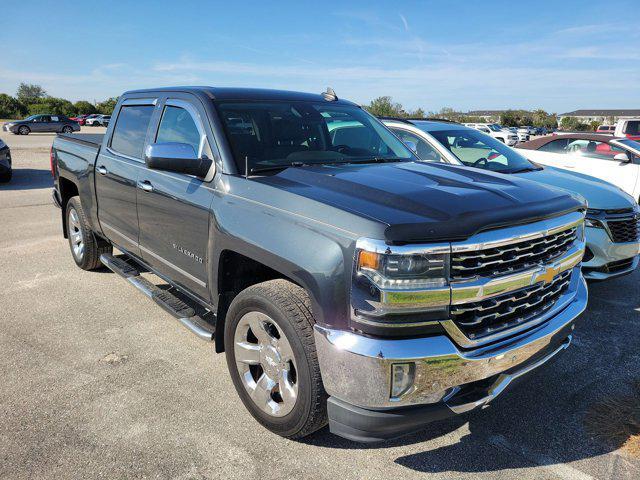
[66,197,112,270]
[224,279,327,439]
[18,126,30,135]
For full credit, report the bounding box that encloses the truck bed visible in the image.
[57,133,104,147]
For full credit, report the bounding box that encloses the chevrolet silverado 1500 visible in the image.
[51,87,587,442]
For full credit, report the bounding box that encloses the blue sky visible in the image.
[1,0,638,113]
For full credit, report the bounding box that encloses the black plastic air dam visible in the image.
[327,397,454,443]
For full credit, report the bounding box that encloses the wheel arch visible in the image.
[214,250,308,353]
[58,177,79,238]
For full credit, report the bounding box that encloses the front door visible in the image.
[31,115,50,132]
[95,101,156,256]
[565,140,640,198]
[136,97,214,301]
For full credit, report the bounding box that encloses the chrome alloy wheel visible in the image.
[234,311,298,417]
[68,208,84,260]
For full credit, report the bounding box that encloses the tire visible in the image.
[224,279,327,439]
[18,126,30,135]
[65,197,112,270]
[62,126,73,134]
[0,169,11,183]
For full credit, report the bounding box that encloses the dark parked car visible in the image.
[51,86,587,442]
[0,139,11,182]
[3,114,80,135]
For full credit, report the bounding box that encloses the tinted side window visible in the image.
[111,105,155,158]
[391,128,444,162]
[155,106,201,154]
[538,139,569,153]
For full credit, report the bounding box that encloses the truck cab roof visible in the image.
[122,86,358,106]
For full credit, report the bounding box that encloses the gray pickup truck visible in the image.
[51,87,587,442]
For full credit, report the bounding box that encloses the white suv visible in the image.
[464,123,518,146]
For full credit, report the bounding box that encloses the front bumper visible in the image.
[583,226,640,280]
[315,274,587,442]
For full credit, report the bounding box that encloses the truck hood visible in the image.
[516,165,635,210]
[255,162,584,243]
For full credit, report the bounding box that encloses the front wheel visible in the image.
[18,126,30,135]
[62,126,73,134]
[224,279,328,439]
[66,197,112,270]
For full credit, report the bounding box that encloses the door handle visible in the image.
[137,180,153,192]
[97,166,108,175]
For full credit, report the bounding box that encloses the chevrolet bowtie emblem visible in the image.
[538,265,560,285]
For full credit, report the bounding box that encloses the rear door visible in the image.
[95,98,157,256]
[136,95,216,300]
[49,115,62,132]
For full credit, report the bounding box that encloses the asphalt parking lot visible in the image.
[1,128,639,480]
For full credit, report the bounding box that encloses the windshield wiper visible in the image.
[349,157,408,164]
[248,162,306,175]
[506,166,543,174]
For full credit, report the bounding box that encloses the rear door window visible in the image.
[110,105,155,158]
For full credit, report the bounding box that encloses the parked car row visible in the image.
[70,114,111,126]
[48,86,637,443]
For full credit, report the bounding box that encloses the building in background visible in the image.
[558,109,640,125]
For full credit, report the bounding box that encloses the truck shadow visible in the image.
[1,168,52,190]
[304,270,640,475]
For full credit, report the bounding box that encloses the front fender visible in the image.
[209,178,364,329]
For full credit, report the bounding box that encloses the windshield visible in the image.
[215,101,415,174]
[24,115,38,121]
[488,124,502,132]
[424,128,538,173]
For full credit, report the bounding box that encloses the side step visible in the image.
[100,253,215,341]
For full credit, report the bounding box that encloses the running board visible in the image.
[100,253,215,341]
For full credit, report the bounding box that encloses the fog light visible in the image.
[390,363,416,399]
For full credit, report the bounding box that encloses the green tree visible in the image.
[364,96,406,117]
[0,94,27,119]
[500,110,520,127]
[16,83,47,104]
[560,116,590,131]
[409,107,425,118]
[96,97,118,115]
[27,97,76,116]
[73,100,97,115]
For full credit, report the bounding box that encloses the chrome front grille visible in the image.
[443,212,585,348]
[607,216,640,243]
[451,270,571,341]
[451,227,577,280]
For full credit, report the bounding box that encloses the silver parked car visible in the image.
[85,114,111,126]
[383,118,640,281]
[2,114,80,135]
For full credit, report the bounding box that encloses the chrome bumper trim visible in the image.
[315,274,586,409]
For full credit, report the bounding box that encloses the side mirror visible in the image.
[404,140,418,153]
[144,142,212,177]
[614,152,630,163]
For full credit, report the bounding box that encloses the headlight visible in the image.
[585,217,604,229]
[357,250,448,290]
[351,239,450,333]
